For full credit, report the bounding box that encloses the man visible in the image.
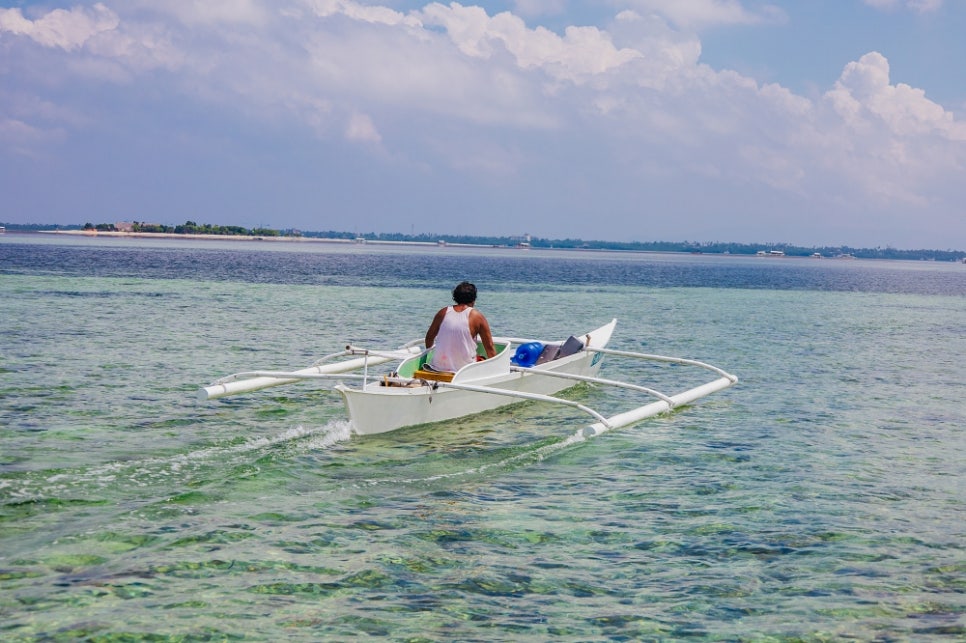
[425,281,496,372]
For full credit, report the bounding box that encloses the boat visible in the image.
[199,319,737,436]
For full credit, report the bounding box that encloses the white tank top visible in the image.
[429,306,477,372]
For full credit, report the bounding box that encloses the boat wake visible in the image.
[354,426,594,487]
[1,421,354,505]
[301,420,354,450]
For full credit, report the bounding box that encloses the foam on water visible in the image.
[2,421,354,503]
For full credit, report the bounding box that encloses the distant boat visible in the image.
[811,253,822,258]
[757,250,785,257]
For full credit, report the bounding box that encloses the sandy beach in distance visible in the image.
[46,229,444,247]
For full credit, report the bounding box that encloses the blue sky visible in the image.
[1,0,964,249]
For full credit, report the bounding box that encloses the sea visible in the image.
[1,233,964,641]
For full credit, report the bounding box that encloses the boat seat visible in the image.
[414,368,455,383]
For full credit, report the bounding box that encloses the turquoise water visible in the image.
[1,235,964,640]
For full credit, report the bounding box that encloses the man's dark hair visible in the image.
[452,281,477,305]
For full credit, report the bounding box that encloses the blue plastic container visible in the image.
[511,342,544,367]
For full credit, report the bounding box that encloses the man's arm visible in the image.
[471,310,497,358]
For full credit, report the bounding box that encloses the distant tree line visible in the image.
[4,221,964,261]
[76,221,287,237]
[306,231,966,262]
[86,222,118,232]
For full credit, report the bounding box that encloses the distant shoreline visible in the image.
[4,227,962,261]
[43,229,501,250]
[49,229,362,243]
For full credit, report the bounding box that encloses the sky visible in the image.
[1,1,965,249]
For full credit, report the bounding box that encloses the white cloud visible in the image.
[0,3,119,50]
[609,10,703,89]
[0,91,76,157]
[0,4,183,77]
[305,0,421,27]
[0,117,65,151]
[345,112,382,142]
[616,0,786,31]
[418,3,641,82]
[512,0,567,19]
[826,52,965,139]
[862,0,943,13]
[820,52,966,206]
[126,0,271,26]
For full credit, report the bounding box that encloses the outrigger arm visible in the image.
[508,366,677,407]
[424,380,613,427]
[573,347,738,437]
[198,342,424,401]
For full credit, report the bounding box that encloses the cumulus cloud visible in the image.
[820,52,966,206]
[306,0,421,27]
[0,3,119,50]
[826,52,963,138]
[418,4,641,81]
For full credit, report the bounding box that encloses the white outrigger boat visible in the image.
[199,319,737,436]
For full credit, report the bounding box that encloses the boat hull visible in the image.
[200,317,737,437]
[338,321,615,435]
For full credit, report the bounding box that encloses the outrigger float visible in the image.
[199,319,737,436]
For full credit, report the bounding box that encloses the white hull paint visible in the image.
[339,343,607,435]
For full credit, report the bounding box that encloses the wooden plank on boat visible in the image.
[413,369,455,382]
